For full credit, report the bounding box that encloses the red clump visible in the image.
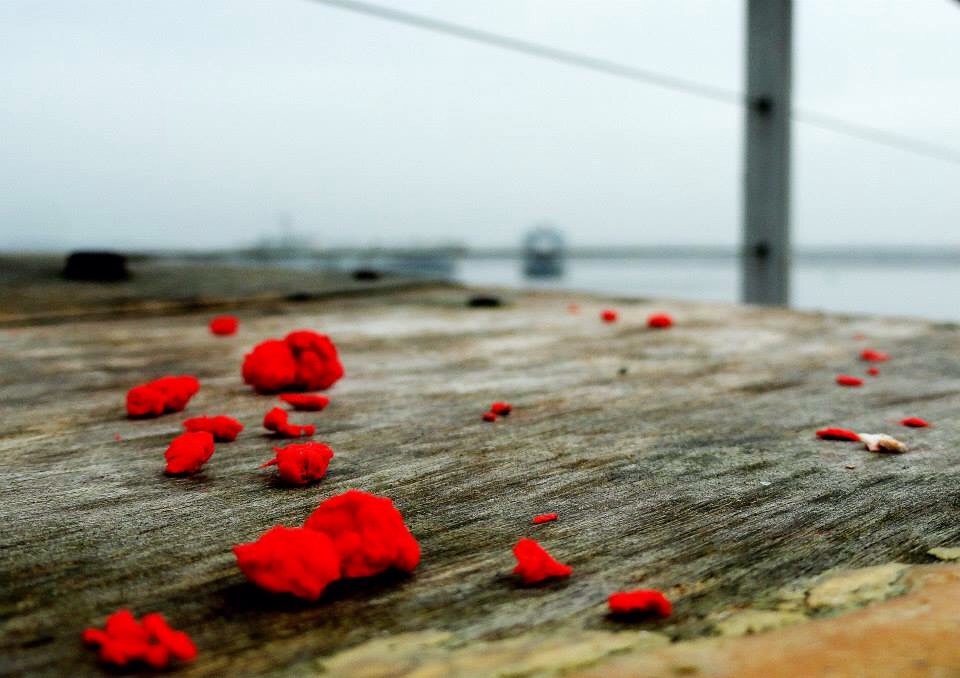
[242,330,344,394]
[531,512,558,524]
[304,489,420,578]
[836,374,863,387]
[81,609,196,668]
[280,393,330,411]
[900,416,930,428]
[490,401,512,416]
[126,375,199,418]
[164,431,215,475]
[600,309,618,323]
[209,315,238,336]
[233,525,341,600]
[512,537,571,584]
[182,415,244,442]
[860,348,890,362]
[607,589,672,618]
[260,441,333,485]
[481,410,497,422]
[647,312,673,329]
[867,366,880,376]
[263,407,315,438]
[816,427,860,442]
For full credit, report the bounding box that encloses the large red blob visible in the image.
[242,330,344,394]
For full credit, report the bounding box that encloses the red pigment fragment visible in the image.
[263,407,315,438]
[208,315,238,336]
[261,441,333,485]
[567,303,580,314]
[531,512,558,524]
[867,366,880,376]
[860,348,890,362]
[163,431,215,475]
[600,309,618,323]
[279,393,330,411]
[512,537,571,584]
[816,427,860,442]
[81,609,196,669]
[900,416,930,428]
[125,375,199,418]
[482,410,497,422]
[304,489,420,578]
[835,374,864,387]
[182,415,244,442]
[647,312,673,329]
[113,433,122,442]
[490,401,512,416]
[233,525,341,600]
[607,589,672,618]
[242,330,344,394]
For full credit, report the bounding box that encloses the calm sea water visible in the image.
[456,258,960,321]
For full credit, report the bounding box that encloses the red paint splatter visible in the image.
[125,375,199,418]
[567,303,580,314]
[853,332,866,341]
[646,312,673,329]
[233,525,341,600]
[607,589,672,618]
[279,393,330,411]
[163,431,215,475]
[512,537,571,584]
[113,433,122,442]
[490,401,512,416]
[900,416,930,428]
[304,489,420,578]
[81,609,196,668]
[531,512,558,524]
[867,366,880,376]
[860,348,890,362]
[600,309,618,323]
[481,410,497,422]
[835,374,864,387]
[182,415,244,442]
[816,427,860,442]
[263,407,315,438]
[260,441,333,485]
[242,330,344,394]
[208,315,238,336]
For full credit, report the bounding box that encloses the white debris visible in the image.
[858,433,908,454]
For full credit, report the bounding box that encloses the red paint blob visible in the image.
[816,427,860,442]
[125,375,199,418]
[81,609,196,668]
[163,431,215,475]
[531,512,558,524]
[242,330,344,394]
[512,537,571,584]
[263,407,315,438]
[646,312,673,329]
[482,410,497,422]
[490,401,512,416]
[208,315,238,336]
[900,416,930,428]
[279,393,330,412]
[182,415,244,442]
[600,309,618,323]
[835,374,864,387]
[860,348,890,362]
[867,366,880,376]
[233,525,341,600]
[261,441,333,485]
[607,589,672,618]
[304,489,420,578]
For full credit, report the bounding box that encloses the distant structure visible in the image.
[523,225,565,277]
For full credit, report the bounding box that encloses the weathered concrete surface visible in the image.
[2,284,960,676]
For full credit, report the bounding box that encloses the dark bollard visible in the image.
[62,251,130,282]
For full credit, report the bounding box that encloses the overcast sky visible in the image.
[1,0,958,250]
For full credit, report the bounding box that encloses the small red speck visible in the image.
[853,332,866,340]
[816,427,860,442]
[567,303,580,314]
[163,431,215,475]
[646,312,673,329]
[531,512,558,524]
[482,410,497,422]
[512,537,571,584]
[867,366,879,376]
[82,609,196,668]
[490,401,512,416]
[260,441,333,485]
[836,374,863,387]
[860,348,889,362]
[113,433,122,442]
[900,416,930,428]
[607,589,672,619]
[208,315,238,336]
[263,407,315,438]
[600,309,618,323]
[279,393,330,411]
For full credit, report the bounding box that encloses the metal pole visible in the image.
[742,0,792,305]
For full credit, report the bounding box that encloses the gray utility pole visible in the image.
[742,0,792,306]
